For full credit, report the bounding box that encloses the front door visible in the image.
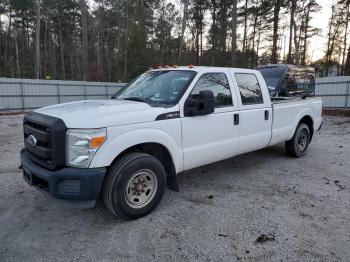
[180,71,240,171]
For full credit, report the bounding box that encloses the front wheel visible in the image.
[103,153,166,220]
[285,123,310,157]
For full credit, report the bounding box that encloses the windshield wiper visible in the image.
[122,97,150,104]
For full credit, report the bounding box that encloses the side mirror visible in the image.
[198,90,215,115]
[184,90,215,117]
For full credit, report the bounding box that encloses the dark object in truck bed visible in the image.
[257,64,315,98]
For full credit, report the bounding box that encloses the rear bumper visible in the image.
[20,149,106,204]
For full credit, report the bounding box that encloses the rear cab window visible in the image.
[234,73,264,105]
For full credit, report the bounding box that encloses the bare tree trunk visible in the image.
[14,30,21,77]
[301,4,310,66]
[287,0,296,64]
[0,11,2,74]
[50,39,57,78]
[220,0,227,54]
[293,16,302,65]
[105,44,111,81]
[105,31,111,81]
[5,8,12,73]
[43,21,48,78]
[200,19,203,65]
[231,0,237,66]
[70,52,74,79]
[75,50,80,80]
[242,0,249,54]
[161,37,167,63]
[35,0,41,79]
[122,0,139,81]
[178,0,189,64]
[341,3,349,75]
[123,35,128,81]
[345,45,350,75]
[211,0,217,65]
[195,27,200,65]
[97,2,102,80]
[256,22,262,66]
[325,5,335,76]
[80,0,88,80]
[58,16,65,79]
[251,14,258,68]
[271,0,281,64]
[21,13,26,75]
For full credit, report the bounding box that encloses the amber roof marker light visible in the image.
[188,64,194,68]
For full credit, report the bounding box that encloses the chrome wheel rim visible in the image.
[124,169,158,209]
[298,129,308,152]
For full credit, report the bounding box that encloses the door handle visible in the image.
[234,113,239,125]
[264,110,269,120]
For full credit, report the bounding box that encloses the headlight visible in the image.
[66,128,107,168]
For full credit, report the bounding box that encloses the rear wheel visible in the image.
[103,153,166,220]
[285,123,310,157]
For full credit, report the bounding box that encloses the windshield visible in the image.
[113,70,196,106]
[257,66,286,94]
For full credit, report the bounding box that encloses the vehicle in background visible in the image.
[257,64,315,98]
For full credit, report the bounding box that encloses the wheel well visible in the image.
[111,143,175,176]
[299,115,314,141]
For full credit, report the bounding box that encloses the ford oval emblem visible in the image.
[27,134,37,147]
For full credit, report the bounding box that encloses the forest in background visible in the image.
[0,0,349,82]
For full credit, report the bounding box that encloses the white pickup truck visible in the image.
[20,66,322,219]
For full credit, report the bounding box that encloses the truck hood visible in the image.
[35,100,169,128]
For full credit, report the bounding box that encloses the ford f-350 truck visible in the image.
[20,66,322,220]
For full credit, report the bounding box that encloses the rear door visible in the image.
[180,69,240,170]
[229,70,272,154]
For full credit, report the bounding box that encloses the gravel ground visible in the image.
[0,114,349,262]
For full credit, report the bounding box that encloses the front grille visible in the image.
[23,112,67,170]
[24,122,53,165]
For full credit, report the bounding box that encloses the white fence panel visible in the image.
[315,76,350,108]
[2,76,350,111]
[0,78,125,111]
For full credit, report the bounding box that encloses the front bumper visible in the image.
[20,149,106,203]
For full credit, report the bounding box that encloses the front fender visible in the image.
[89,128,183,173]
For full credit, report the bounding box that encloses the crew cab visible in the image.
[20,66,322,220]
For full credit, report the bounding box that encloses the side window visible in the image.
[190,73,232,108]
[235,73,263,105]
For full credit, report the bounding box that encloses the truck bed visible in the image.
[269,97,323,146]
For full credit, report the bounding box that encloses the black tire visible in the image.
[285,123,311,157]
[103,152,166,220]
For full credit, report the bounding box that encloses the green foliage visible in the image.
[0,0,349,80]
